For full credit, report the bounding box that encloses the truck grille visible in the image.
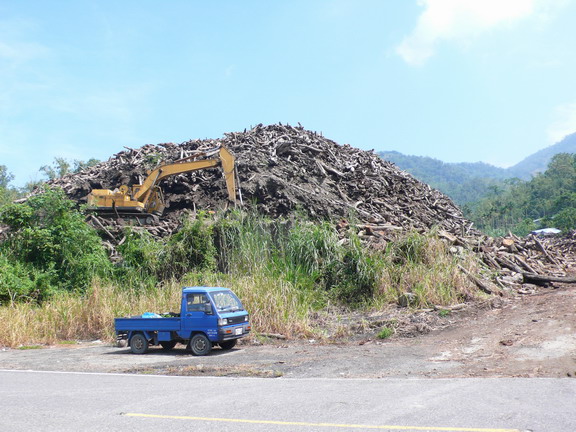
[227,315,247,325]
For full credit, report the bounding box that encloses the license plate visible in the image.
[235,328,243,335]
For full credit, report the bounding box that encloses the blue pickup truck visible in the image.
[115,287,250,355]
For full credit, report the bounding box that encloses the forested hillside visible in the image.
[469,153,576,236]
[378,151,509,204]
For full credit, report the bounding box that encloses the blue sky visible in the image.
[1,0,576,186]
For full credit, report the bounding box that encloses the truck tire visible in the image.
[189,334,212,356]
[130,333,149,354]
[219,339,237,350]
[160,341,177,351]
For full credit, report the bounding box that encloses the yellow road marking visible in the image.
[124,413,520,432]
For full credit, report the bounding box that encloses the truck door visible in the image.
[182,292,218,341]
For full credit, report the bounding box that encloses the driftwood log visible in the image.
[522,273,576,285]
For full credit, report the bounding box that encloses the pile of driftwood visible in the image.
[48,123,473,240]
[43,123,576,292]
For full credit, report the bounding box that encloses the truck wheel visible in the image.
[160,341,177,351]
[219,339,237,350]
[130,334,149,354]
[189,334,212,356]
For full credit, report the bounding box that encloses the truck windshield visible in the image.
[209,290,244,312]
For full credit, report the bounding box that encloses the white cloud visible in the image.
[396,0,552,66]
[548,103,576,144]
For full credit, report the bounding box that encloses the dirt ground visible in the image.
[1,286,575,379]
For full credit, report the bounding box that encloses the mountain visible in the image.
[379,132,576,205]
[508,132,576,178]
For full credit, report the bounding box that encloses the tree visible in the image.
[0,165,18,207]
[39,157,100,180]
[0,165,14,189]
[23,157,101,192]
[39,157,72,180]
[553,208,576,232]
[73,158,100,173]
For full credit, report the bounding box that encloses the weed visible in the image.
[438,309,451,317]
[377,327,394,339]
[18,345,43,350]
[378,231,478,308]
[144,153,162,169]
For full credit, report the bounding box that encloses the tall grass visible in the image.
[0,273,314,347]
[375,230,476,308]
[0,282,178,347]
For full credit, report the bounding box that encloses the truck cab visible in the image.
[115,287,250,355]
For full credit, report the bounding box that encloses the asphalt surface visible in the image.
[1,369,574,432]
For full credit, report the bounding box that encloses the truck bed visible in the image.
[114,317,181,332]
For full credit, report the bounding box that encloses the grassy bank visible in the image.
[0,228,481,348]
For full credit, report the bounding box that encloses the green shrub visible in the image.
[513,218,537,237]
[0,203,33,230]
[283,221,340,276]
[0,254,36,302]
[0,187,111,296]
[213,214,385,305]
[161,213,217,278]
[117,229,162,274]
[324,232,384,304]
[214,211,275,273]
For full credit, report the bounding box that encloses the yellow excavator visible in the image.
[87,146,236,217]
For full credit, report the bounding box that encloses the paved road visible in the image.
[1,370,574,432]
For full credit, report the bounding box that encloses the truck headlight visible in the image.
[218,318,228,326]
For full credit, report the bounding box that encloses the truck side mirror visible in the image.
[204,303,213,314]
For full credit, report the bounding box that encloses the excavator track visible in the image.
[89,210,161,225]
